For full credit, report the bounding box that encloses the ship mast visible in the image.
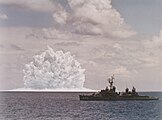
[107,74,114,90]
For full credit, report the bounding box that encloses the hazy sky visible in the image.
[0,0,162,91]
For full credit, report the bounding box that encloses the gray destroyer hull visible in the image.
[79,95,159,101]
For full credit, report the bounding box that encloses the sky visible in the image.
[0,0,162,91]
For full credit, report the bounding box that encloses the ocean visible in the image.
[0,92,162,120]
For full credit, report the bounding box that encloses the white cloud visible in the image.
[0,0,56,12]
[52,0,136,38]
[52,8,67,24]
[113,43,122,50]
[144,30,162,49]
[0,0,136,38]
[42,28,73,40]
[0,13,8,20]
[142,30,162,67]
[112,30,136,38]
[113,66,132,77]
[115,66,129,75]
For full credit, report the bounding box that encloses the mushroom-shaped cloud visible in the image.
[23,46,85,90]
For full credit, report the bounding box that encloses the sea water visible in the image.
[0,92,161,120]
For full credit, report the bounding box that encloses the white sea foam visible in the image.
[6,88,97,92]
[23,46,86,90]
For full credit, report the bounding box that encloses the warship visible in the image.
[79,75,159,101]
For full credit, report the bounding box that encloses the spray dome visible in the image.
[23,47,86,90]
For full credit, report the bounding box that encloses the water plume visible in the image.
[23,46,85,90]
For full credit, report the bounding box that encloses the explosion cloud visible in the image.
[23,47,85,89]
